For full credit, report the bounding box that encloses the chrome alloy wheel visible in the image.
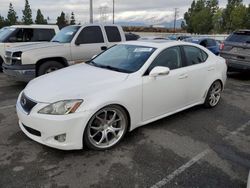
[208,81,222,107]
[87,107,127,149]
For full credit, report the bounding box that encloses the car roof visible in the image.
[9,25,58,29]
[122,40,196,50]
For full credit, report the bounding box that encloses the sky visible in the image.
[0,0,249,24]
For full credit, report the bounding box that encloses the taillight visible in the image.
[220,43,224,51]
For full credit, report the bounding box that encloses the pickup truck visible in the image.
[0,25,59,71]
[3,24,127,82]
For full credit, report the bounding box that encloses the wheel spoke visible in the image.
[90,131,100,138]
[91,126,102,131]
[97,131,105,144]
[108,111,117,124]
[96,115,105,124]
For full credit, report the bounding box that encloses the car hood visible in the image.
[6,42,63,53]
[24,64,129,103]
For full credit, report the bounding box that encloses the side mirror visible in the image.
[75,41,81,46]
[149,66,170,77]
[92,55,97,59]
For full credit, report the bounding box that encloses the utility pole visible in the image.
[112,0,115,24]
[173,8,179,33]
[90,0,93,23]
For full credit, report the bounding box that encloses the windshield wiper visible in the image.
[88,61,130,73]
[51,40,61,43]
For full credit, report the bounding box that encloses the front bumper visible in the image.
[2,63,36,82]
[16,96,93,150]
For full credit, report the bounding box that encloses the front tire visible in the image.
[37,61,64,76]
[204,81,222,108]
[83,105,128,150]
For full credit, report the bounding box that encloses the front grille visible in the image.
[23,124,41,137]
[20,93,37,114]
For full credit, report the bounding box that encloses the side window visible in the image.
[33,29,55,41]
[207,39,216,47]
[104,26,121,42]
[183,46,208,66]
[200,40,208,47]
[76,26,104,44]
[22,29,34,42]
[12,29,24,42]
[147,46,182,74]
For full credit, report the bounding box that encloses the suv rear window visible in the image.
[226,31,250,43]
[105,26,122,42]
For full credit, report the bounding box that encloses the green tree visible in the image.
[35,9,47,24]
[70,12,76,25]
[56,11,67,29]
[212,8,223,33]
[0,15,5,28]
[7,3,18,25]
[222,0,243,32]
[22,0,33,24]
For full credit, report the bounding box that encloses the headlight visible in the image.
[38,100,83,115]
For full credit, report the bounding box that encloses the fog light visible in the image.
[54,134,66,143]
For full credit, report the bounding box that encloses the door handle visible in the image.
[208,67,215,71]
[178,74,188,79]
[101,46,107,51]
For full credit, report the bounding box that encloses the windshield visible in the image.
[51,26,80,43]
[88,44,156,73]
[227,31,250,43]
[0,27,16,42]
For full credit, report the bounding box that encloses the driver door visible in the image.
[142,46,189,121]
[71,26,108,63]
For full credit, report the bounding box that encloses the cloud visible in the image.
[0,0,249,24]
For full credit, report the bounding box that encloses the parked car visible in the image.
[184,37,220,55]
[125,32,140,41]
[177,35,191,41]
[16,40,227,150]
[139,36,168,40]
[3,24,126,82]
[220,30,250,72]
[0,25,59,71]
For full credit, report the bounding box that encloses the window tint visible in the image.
[226,31,250,43]
[148,46,182,73]
[206,39,216,47]
[33,29,55,41]
[76,26,104,44]
[105,26,121,42]
[200,40,208,47]
[183,46,207,65]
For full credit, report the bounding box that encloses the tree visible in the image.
[222,0,243,32]
[7,3,18,25]
[0,15,5,28]
[22,0,33,24]
[56,11,67,29]
[35,9,47,24]
[70,12,76,25]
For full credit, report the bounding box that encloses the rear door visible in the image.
[104,26,122,47]
[71,26,108,62]
[182,45,213,105]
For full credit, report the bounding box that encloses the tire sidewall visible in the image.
[83,105,129,151]
[38,61,64,76]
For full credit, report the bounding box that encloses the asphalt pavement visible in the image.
[0,72,250,188]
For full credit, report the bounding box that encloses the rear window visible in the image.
[226,31,250,43]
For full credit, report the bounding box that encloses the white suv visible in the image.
[0,25,59,71]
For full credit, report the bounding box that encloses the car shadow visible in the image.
[227,71,250,81]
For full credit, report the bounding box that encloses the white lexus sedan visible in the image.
[16,41,227,150]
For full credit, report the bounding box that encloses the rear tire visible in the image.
[83,105,128,151]
[204,81,222,108]
[37,61,64,76]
